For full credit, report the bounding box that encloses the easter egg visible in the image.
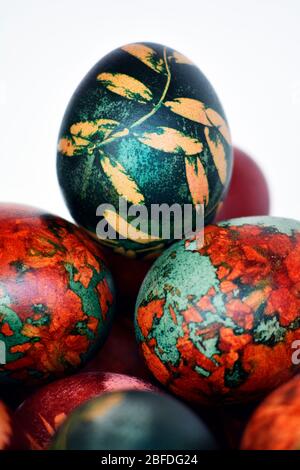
[51,390,217,450]
[57,42,233,257]
[241,375,300,449]
[0,203,115,385]
[0,400,23,449]
[84,314,152,382]
[103,247,153,310]
[135,216,300,404]
[15,371,155,450]
[215,148,270,222]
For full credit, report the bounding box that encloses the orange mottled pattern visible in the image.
[0,204,115,384]
[137,222,300,403]
[241,375,300,449]
[0,401,12,449]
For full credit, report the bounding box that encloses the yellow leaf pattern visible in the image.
[205,108,231,144]
[185,157,209,206]
[70,119,118,139]
[58,119,119,157]
[72,135,90,147]
[38,414,55,435]
[164,98,211,126]
[136,127,203,155]
[121,44,165,74]
[83,394,123,420]
[170,51,194,65]
[57,138,76,157]
[102,209,161,244]
[164,98,231,146]
[97,73,153,103]
[204,127,227,184]
[100,154,144,205]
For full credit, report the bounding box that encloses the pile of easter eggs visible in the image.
[0,42,299,451]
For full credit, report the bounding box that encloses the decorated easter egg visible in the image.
[135,216,300,404]
[0,400,22,449]
[241,375,300,449]
[84,314,152,381]
[57,42,233,257]
[0,203,115,385]
[215,147,270,222]
[15,371,155,450]
[51,390,217,450]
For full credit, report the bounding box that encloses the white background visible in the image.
[1,0,300,221]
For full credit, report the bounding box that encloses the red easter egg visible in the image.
[103,248,153,311]
[215,148,270,222]
[84,314,152,381]
[0,400,25,449]
[241,375,300,450]
[15,371,156,450]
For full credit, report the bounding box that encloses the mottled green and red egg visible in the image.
[57,42,233,257]
[0,203,115,385]
[135,216,300,404]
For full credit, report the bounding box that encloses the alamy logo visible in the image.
[0,340,6,364]
[292,340,300,365]
[95,198,204,242]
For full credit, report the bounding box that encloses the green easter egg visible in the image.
[51,390,217,450]
[57,43,232,257]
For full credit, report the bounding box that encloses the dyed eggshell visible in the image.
[84,314,152,382]
[0,203,115,385]
[15,371,155,450]
[135,216,300,404]
[215,148,270,222]
[51,390,217,450]
[57,42,233,257]
[103,247,153,311]
[241,375,300,449]
[0,400,22,449]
